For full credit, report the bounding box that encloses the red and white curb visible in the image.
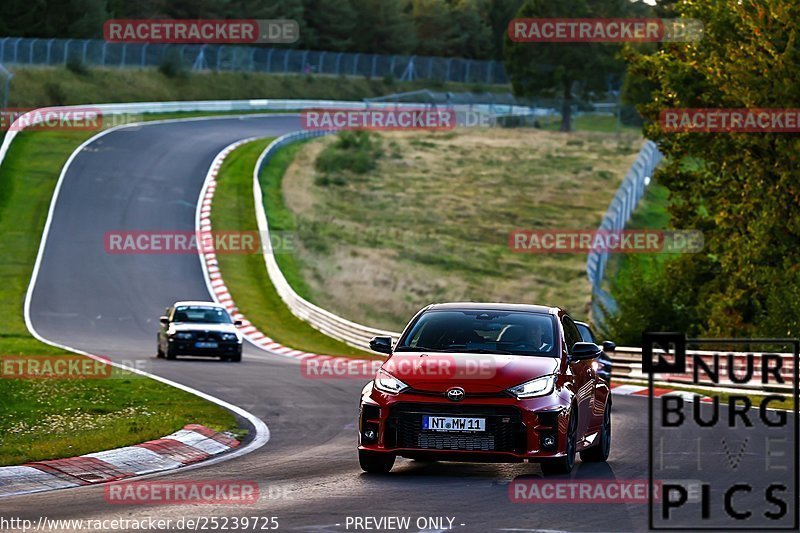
[196,139,353,369]
[0,424,238,498]
[610,382,711,402]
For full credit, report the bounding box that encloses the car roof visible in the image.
[173,301,227,309]
[426,302,560,315]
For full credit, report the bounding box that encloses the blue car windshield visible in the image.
[395,310,557,357]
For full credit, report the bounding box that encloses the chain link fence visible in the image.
[586,140,663,332]
[0,37,508,85]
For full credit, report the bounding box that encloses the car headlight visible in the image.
[220,333,238,341]
[507,375,556,399]
[374,370,409,395]
[173,332,193,340]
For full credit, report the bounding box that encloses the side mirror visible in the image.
[570,342,602,361]
[369,336,393,354]
[602,341,616,353]
[159,316,169,325]
[234,320,243,327]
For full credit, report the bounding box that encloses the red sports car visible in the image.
[358,303,612,474]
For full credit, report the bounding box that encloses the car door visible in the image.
[562,315,594,442]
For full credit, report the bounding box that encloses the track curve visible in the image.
[6,115,788,532]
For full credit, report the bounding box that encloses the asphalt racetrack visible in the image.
[7,115,796,532]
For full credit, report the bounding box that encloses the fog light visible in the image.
[541,433,557,450]
[362,429,377,442]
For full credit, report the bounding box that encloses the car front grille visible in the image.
[386,403,525,453]
[193,331,223,342]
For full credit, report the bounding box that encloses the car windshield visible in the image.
[396,310,557,357]
[172,306,232,324]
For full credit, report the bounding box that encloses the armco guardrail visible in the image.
[252,131,402,351]
[586,140,663,331]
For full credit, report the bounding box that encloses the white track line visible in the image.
[21,117,282,480]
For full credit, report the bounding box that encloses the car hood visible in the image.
[381,352,560,393]
[169,323,239,334]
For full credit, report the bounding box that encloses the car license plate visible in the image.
[422,415,485,432]
[195,341,218,349]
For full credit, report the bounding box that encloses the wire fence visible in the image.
[0,37,508,85]
[586,140,664,333]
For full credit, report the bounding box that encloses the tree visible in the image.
[503,0,625,131]
[304,0,358,51]
[625,0,800,337]
[351,0,417,54]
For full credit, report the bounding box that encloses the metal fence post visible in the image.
[28,38,36,64]
[249,48,256,71]
[300,50,309,73]
[352,53,360,76]
[370,54,377,78]
[46,38,54,64]
[101,41,107,65]
[283,49,289,73]
[318,51,326,73]
[121,43,127,66]
[445,58,453,82]
[62,39,71,64]
[12,37,22,64]
[141,43,148,67]
[266,48,275,72]
[82,40,89,64]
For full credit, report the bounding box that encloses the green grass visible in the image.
[537,113,640,133]
[276,128,642,330]
[210,139,373,358]
[8,66,509,108]
[603,180,671,291]
[0,373,237,466]
[0,116,252,466]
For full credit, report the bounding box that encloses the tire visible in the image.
[230,350,242,363]
[165,346,177,360]
[358,450,395,473]
[581,401,611,463]
[541,407,577,475]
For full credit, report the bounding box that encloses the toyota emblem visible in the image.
[446,387,465,402]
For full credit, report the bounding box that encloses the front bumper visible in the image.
[358,385,573,461]
[169,340,242,356]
